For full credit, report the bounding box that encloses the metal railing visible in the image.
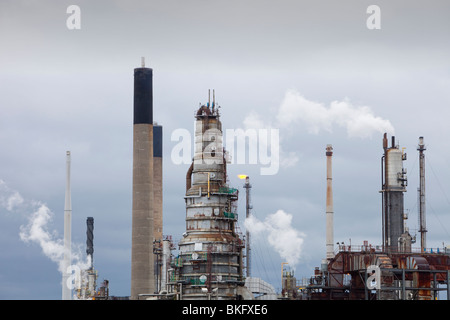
[335,244,449,255]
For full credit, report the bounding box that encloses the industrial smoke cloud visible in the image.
[241,89,395,169]
[245,210,305,269]
[19,203,90,275]
[1,180,89,275]
[0,179,24,211]
[19,203,67,271]
[243,89,395,138]
[276,89,395,138]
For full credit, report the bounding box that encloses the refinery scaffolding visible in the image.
[174,90,251,300]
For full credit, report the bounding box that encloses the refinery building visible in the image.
[61,60,449,301]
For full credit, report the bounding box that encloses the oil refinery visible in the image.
[298,135,450,300]
[61,61,449,301]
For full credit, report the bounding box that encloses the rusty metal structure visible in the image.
[304,243,450,300]
[173,91,247,300]
[301,134,450,300]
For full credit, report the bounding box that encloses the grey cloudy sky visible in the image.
[1,0,450,299]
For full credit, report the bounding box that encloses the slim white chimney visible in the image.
[62,151,72,300]
[326,145,334,261]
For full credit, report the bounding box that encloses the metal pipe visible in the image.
[383,133,388,151]
[86,217,94,270]
[243,176,252,277]
[364,270,368,300]
[401,268,406,300]
[326,145,334,261]
[186,162,193,192]
[381,155,386,252]
[447,270,450,300]
[161,239,170,292]
[418,137,427,252]
[433,273,437,300]
[62,151,72,300]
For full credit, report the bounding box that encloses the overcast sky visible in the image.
[1,0,450,299]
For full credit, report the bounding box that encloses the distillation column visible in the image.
[381,134,408,253]
[178,92,245,300]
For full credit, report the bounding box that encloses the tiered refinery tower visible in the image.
[178,93,245,300]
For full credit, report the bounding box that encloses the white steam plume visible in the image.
[1,180,90,276]
[0,179,24,212]
[244,210,305,269]
[276,89,395,138]
[19,203,90,274]
[241,90,394,169]
[20,203,65,272]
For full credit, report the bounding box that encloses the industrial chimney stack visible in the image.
[62,151,72,300]
[131,58,155,299]
[418,136,427,252]
[243,175,252,277]
[326,145,334,261]
[86,217,94,270]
